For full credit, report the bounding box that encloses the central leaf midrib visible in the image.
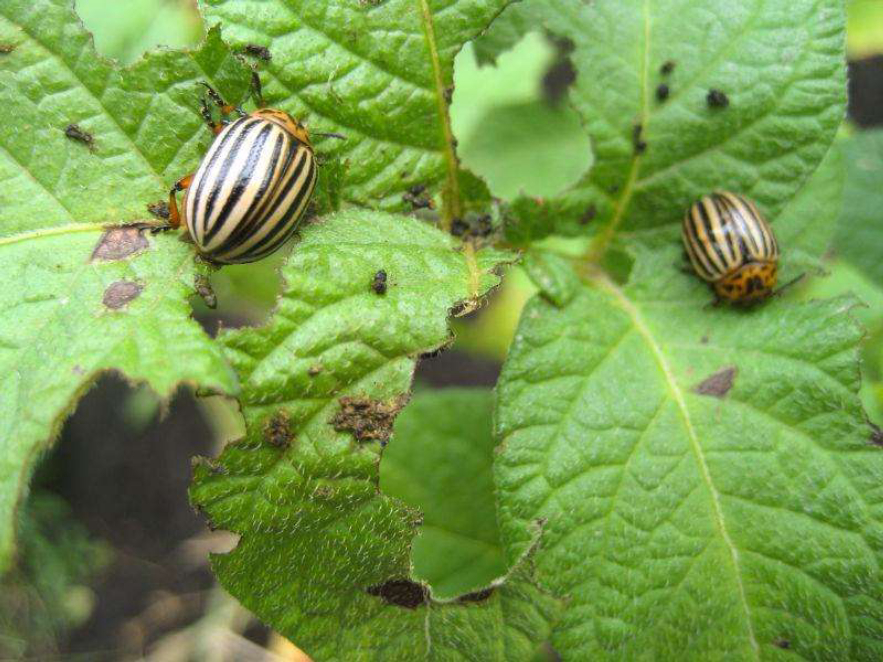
[594,273,760,658]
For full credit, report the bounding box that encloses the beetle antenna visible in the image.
[772,272,806,299]
[313,132,347,140]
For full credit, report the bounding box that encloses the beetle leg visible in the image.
[166,173,194,231]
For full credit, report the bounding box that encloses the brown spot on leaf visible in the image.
[366,579,429,609]
[263,411,292,448]
[694,366,737,398]
[91,226,150,261]
[457,587,494,603]
[0,44,16,54]
[102,281,143,309]
[870,423,883,447]
[331,395,408,444]
[773,638,790,650]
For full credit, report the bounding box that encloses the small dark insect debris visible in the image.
[579,205,597,226]
[870,423,883,447]
[457,587,495,603]
[660,60,676,75]
[64,123,95,151]
[332,395,408,444]
[443,85,454,103]
[474,214,493,237]
[103,281,143,309]
[694,366,737,398]
[773,639,791,650]
[402,184,434,210]
[656,83,670,102]
[147,200,170,220]
[263,411,292,448]
[194,274,217,309]
[0,43,16,54]
[308,365,323,377]
[91,226,150,262]
[419,345,448,360]
[450,217,469,237]
[707,89,730,108]
[632,123,647,155]
[243,43,272,60]
[366,579,429,609]
[700,335,709,345]
[372,269,388,295]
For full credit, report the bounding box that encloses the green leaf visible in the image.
[191,211,560,659]
[494,245,883,660]
[382,388,506,599]
[837,129,883,289]
[0,0,250,571]
[450,34,592,201]
[199,0,511,224]
[487,0,845,247]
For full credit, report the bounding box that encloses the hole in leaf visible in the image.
[366,579,429,609]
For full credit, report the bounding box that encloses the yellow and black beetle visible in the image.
[682,191,779,304]
[165,82,321,264]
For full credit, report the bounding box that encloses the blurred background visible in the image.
[2,0,882,660]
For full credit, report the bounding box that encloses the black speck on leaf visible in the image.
[632,123,647,155]
[102,281,143,309]
[695,366,737,398]
[243,43,271,60]
[773,639,791,650]
[660,60,675,75]
[579,205,597,225]
[366,579,429,609]
[64,123,95,151]
[707,89,730,108]
[372,269,388,295]
[147,201,170,220]
[656,83,670,102]
[870,423,883,447]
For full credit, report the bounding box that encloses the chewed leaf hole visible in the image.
[332,395,408,444]
[366,579,429,609]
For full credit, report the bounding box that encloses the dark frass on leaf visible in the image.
[632,123,647,154]
[707,89,730,108]
[660,59,676,75]
[147,201,170,220]
[656,83,670,102]
[64,123,95,152]
[402,184,434,210]
[242,43,271,60]
[579,205,598,225]
[0,43,15,54]
[332,395,409,444]
[372,270,388,295]
[263,411,292,448]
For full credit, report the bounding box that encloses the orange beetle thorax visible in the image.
[713,261,778,304]
[250,108,312,147]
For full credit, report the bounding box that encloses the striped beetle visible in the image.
[682,191,779,304]
[166,82,322,264]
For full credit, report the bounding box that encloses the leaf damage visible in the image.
[331,395,409,445]
[102,281,143,309]
[694,366,737,398]
[366,578,430,609]
[90,226,150,262]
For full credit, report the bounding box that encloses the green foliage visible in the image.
[837,130,883,289]
[496,247,883,660]
[189,211,562,658]
[382,388,506,599]
[0,0,250,571]
[1,0,880,659]
[199,0,511,221]
[483,0,846,246]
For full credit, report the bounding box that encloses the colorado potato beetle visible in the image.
[166,83,320,264]
[682,191,779,304]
